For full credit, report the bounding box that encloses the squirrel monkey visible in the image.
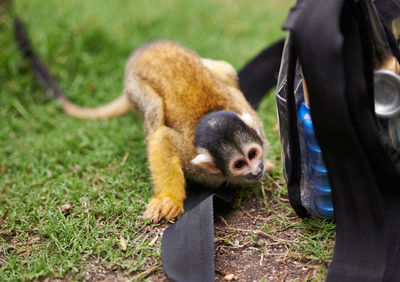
[20,37,270,223]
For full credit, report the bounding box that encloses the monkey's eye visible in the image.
[234,160,246,169]
[248,149,257,160]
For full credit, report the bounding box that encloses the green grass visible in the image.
[0,0,334,280]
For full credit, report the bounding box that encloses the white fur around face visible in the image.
[240,113,254,126]
[191,153,212,165]
[191,150,221,174]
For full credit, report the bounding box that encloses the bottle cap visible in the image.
[374,70,400,118]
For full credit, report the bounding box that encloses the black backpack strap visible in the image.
[375,0,400,24]
[14,18,64,99]
[238,39,285,109]
[161,183,235,282]
[162,191,215,282]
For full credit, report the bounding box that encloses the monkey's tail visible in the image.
[58,95,131,119]
[14,17,131,119]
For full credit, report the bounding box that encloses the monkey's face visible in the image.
[191,139,266,184]
[192,111,267,184]
[227,142,265,182]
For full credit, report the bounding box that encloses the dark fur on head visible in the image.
[194,110,262,175]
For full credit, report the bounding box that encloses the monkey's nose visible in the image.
[246,163,264,181]
[257,162,264,174]
[252,162,264,176]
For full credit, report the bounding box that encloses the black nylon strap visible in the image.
[238,39,285,109]
[161,183,235,282]
[162,195,215,282]
[14,18,64,99]
[375,0,400,24]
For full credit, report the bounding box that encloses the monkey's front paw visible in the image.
[142,196,184,224]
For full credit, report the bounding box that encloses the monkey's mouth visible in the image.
[244,163,265,182]
[245,172,264,181]
[245,170,265,182]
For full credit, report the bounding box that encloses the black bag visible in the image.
[276,0,400,280]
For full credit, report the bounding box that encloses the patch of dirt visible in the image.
[80,224,169,282]
[80,260,132,282]
[213,198,325,281]
[0,229,42,261]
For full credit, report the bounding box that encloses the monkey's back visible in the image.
[127,41,233,132]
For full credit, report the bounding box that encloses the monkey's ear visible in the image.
[191,152,221,174]
[240,113,261,135]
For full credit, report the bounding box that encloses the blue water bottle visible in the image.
[296,91,334,219]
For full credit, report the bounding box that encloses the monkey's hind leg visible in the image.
[142,126,186,223]
[124,75,165,137]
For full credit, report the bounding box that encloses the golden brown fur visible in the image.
[61,41,268,222]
